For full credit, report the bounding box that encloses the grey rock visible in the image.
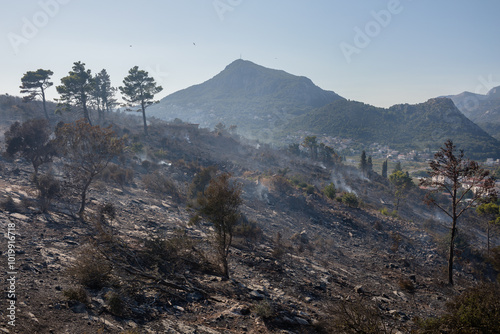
[249,290,265,300]
[294,316,310,325]
[70,302,87,313]
[354,285,364,294]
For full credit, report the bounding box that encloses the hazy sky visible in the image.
[1,0,500,108]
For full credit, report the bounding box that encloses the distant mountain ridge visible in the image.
[149,59,500,159]
[148,59,344,139]
[284,97,500,159]
[445,86,500,140]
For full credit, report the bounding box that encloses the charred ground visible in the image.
[0,102,499,333]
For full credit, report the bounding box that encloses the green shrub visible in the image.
[323,183,336,200]
[419,282,500,333]
[252,300,274,319]
[341,192,359,208]
[380,207,397,218]
[129,142,143,153]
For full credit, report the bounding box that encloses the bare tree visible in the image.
[56,119,123,216]
[420,139,495,285]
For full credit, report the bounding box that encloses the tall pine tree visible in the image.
[20,69,54,120]
[120,66,163,136]
[56,61,94,124]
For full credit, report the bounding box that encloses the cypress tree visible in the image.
[382,159,388,178]
[359,150,367,175]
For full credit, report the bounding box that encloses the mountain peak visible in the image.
[424,97,458,109]
[150,60,344,139]
[225,58,257,68]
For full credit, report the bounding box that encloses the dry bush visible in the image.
[93,203,117,243]
[63,286,89,304]
[318,298,395,334]
[252,300,275,319]
[142,170,181,202]
[271,232,291,259]
[36,173,61,212]
[67,244,112,289]
[490,246,500,282]
[271,175,293,194]
[390,232,402,253]
[105,291,126,316]
[398,278,415,293]
[99,163,134,187]
[233,216,263,242]
[0,196,20,212]
[142,229,207,274]
[187,166,217,200]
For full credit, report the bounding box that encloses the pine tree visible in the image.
[20,69,54,120]
[56,61,94,124]
[120,66,163,136]
[393,161,402,173]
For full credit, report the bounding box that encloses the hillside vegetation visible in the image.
[446,85,500,140]
[285,98,500,159]
[148,60,500,159]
